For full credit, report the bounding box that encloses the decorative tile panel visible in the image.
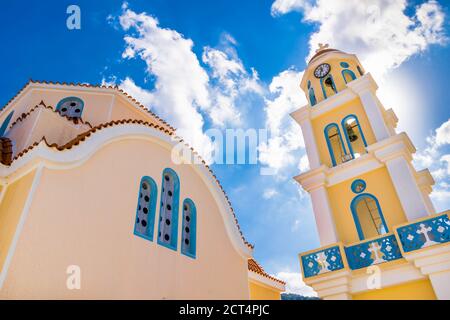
[301,246,345,278]
[345,234,402,270]
[396,213,450,253]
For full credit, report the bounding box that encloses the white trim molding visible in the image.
[305,270,352,300]
[403,244,450,300]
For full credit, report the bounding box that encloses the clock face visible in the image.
[314,63,331,78]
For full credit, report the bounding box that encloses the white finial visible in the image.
[316,43,329,53]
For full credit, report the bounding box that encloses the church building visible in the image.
[0,80,285,299]
[293,45,450,300]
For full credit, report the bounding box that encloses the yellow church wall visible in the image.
[327,167,407,244]
[248,280,281,300]
[353,279,436,300]
[0,170,37,275]
[312,98,377,168]
[303,57,364,104]
[0,138,250,299]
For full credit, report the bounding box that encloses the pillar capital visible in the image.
[347,72,378,95]
[368,132,416,163]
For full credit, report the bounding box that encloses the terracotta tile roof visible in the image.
[9,100,93,130]
[248,258,286,285]
[8,118,253,250]
[0,137,13,166]
[308,48,343,64]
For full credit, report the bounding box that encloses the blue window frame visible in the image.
[0,111,14,137]
[181,198,197,259]
[56,97,84,118]
[157,168,180,251]
[341,114,367,159]
[320,74,337,99]
[340,62,350,68]
[351,193,388,240]
[342,69,356,83]
[134,176,158,241]
[351,179,366,194]
[324,123,348,167]
[309,87,317,106]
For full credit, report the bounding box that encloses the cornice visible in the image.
[368,132,416,163]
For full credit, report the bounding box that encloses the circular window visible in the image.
[56,97,84,118]
[340,62,350,68]
[351,179,366,194]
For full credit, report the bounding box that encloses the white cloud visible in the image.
[272,0,446,78]
[275,271,317,296]
[259,69,307,175]
[118,6,211,154]
[202,41,263,127]
[114,6,263,158]
[414,118,450,212]
[298,154,309,172]
[263,188,279,199]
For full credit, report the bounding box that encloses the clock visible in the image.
[314,63,331,78]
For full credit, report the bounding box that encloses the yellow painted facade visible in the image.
[327,167,407,244]
[353,279,436,300]
[311,97,377,168]
[248,281,281,300]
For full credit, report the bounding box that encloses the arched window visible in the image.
[181,198,197,259]
[134,176,158,241]
[157,168,180,251]
[56,97,84,118]
[0,111,14,137]
[341,115,367,159]
[351,193,388,240]
[357,66,364,76]
[342,69,356,84]
[324,123,348,167]
[307,81,317,106]
[320,74,337,99]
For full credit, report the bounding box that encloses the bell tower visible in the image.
[292,45,450,300]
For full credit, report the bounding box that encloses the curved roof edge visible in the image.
[0,120,254,257]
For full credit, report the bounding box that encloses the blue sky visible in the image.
[1,0,449,294]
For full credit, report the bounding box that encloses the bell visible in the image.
[324,77,333,87]
[346,125,358,142]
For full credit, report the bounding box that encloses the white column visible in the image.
[385,156,431,221]
[348,74,391,142]
[306,270,351,300]
[310,185,339,246]
[405,245,450,300]
[299,118,321,169]
[291,107,321,169]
